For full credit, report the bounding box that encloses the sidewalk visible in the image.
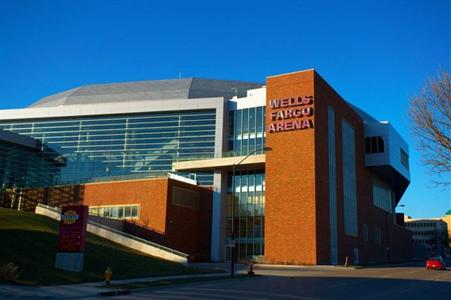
[0,262,360,299]
[0,271,241,299]
[190,261,357,271]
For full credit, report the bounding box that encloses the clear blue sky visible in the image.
[0,0,449,217]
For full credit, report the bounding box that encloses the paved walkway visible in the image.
[0,262,399,299]
[102,264,451,300]
[0,271,239,299]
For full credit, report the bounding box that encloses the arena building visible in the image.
[0,69,412,264]
[0,129,64,189]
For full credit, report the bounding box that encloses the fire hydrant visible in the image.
[104,267,112,286]
[247,261,254,276]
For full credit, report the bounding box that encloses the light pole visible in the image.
[230,146,272,277]
[386,204,406,263]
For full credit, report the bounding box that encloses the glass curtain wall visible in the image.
[226,170,265,261]
[0,110,216,185]
[229,106,265,156]
[226,106,266,260]
[0,142,63,188]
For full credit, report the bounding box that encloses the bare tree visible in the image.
[409,70,451,184]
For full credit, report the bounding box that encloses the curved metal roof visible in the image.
[29,78,261,108]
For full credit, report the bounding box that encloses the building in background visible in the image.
[441,210,451,248]
[0,69,412,264]
[404,216,449,257]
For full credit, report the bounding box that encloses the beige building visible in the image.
[404,212,450,256]
[440,210,451,248]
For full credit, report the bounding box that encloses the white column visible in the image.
[210,171,226,261]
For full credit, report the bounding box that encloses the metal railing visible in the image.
[88,220,189,258]
[57,172,170,186]
[37,203,61,213]
[173,150,265,162]
[36,203,189,259]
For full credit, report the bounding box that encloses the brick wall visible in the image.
[264,70,413,265]
[265,70,317,264]
[83,178,168,233]
[83,178,212,262]
[14,177,213,262]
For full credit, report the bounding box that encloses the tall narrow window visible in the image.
[328,106,338,264]
[363,224,369,242]
[375,227,382,244]
[400,149,409,169]
[364,136,385,153]
[342,119,358,236]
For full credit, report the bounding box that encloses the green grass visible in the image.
[0,208,208,285]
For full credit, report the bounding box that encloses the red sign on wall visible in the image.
[57,205,89,252]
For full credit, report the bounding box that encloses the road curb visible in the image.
[254,263,358,270]
[356,261,420,269]
[98,289,131,297]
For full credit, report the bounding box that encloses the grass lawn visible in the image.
[0,208,208,285]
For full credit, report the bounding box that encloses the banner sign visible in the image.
[57,205,89,252]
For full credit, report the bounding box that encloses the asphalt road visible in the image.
[104,262,451,300]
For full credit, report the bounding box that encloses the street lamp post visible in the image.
[384,211,391,263]
[386,204,406,263]
[230,146,272,277]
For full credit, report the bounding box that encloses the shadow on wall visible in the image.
[124,220,167,247]
[88,215,125,232]
[0,185,85,211]
[122,219,211,263]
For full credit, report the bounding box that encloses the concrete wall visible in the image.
[87,223,187,264]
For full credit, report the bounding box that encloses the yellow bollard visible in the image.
[104,267,112,286]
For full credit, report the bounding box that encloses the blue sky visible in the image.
[0,0,449,217]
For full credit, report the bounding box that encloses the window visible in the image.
[230,106,266,156]
[375,227,382,245]
[400,149,409,169]
[226,170,265,260]
[342,120,358,236]
[89,204,140,219]
[328,106,338,264]
[353,248,360,264]
[372,176,394,213]
[365,136,384,154]
[0,110,217,186]
[363,224,369,242]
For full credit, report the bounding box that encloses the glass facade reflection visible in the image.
[226,106,267,260]
[0,141,64,188]
[229,106,266,156]
[226,170,265,260]
[0,110,216,185]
